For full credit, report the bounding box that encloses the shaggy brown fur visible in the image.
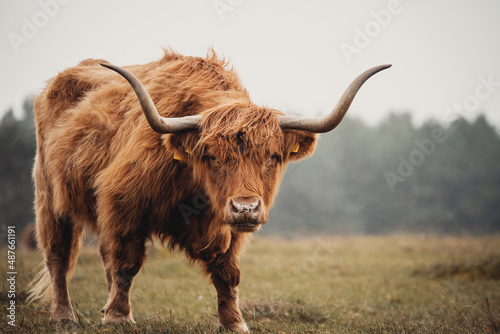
[29,49,317,332]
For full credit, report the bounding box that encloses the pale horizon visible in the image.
[1,0,500,129]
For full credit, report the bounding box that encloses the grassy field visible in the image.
[1,235,499,333]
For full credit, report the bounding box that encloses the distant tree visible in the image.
[0,97,36,238]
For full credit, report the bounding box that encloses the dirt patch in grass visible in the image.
[242,300,330,324]
[412,256,500,280]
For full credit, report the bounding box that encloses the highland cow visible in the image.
[28,49,389,332]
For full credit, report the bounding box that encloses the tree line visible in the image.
[1,97,499,237]
[0,98,36,238]
[269,113,500,235]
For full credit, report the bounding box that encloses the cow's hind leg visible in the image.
[38,215,84,322]
[99,244,113,314]
[100,233,146,323]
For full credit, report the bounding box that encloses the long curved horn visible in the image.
[101,63,201,134]
[279,64,391,133]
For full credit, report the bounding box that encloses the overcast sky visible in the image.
[1,0,500,128]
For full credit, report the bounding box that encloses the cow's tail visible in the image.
[26,262,52,305]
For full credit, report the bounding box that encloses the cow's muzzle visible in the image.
[227,197,265,232]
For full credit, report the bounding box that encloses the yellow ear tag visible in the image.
[291,143,300,153]
[174,149,191,161]
[173,152,183,161]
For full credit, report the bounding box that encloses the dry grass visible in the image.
[1,234,499,333]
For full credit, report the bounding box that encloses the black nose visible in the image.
[229,197,262,223]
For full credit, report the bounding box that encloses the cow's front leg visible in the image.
[103,268,138,323]
[207,233,249,332]
[100,233,146,324]
[211,270,248,332]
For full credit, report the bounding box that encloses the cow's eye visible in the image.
[265,153,281,170]
[203,154,217,161]
[205,154,220,167]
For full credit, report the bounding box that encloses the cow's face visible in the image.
[170,104,317,233]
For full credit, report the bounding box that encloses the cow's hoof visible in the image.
[102,311,135,324]
[50,306,76,323]
[220,321,249,333]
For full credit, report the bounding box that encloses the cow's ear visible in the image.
[284,130,318,162]
[168,132,200,162]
